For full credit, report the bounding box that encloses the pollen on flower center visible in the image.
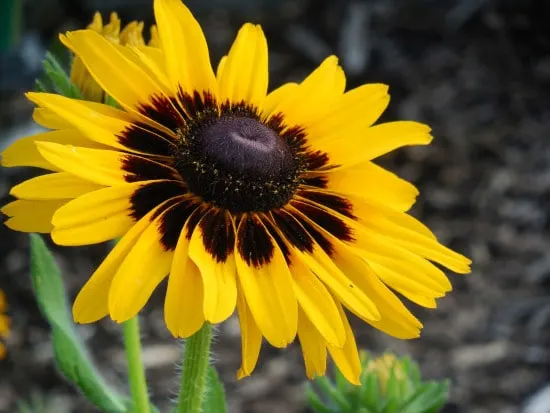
[175,113,302,213]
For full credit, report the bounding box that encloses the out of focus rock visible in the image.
[523,384,550,413]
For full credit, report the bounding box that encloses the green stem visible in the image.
[122,317,151,413]
[175,323,213,413]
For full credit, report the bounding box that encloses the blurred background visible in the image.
[1,0,549,412]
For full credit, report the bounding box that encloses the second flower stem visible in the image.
[123,316,150,413]
[175,322,213,413]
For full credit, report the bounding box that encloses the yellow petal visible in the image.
[101,12,121,40]
[349,195,436,240]
[310,83,389,145]
[2,199,67,233]
[218,24,268,107]
[216,55,227,82]
[402,293,437,309]
[130,45,171,92]
[0,290,7,313]
[153,0,216,96]
[119,21,145,47]
[330,241,423,339]
[51,182,143,246]
[27,92,176,154]
[290,254,346,347]
[165,232,205,337]
[71,55,104,102]
[60,30,170,118]
[322,121,433,167]
[367,254,450,296]
[297,308,327,379]
[236,288,263,379]
[327,302,361,385]
[283,208,380,322]
[108,206,175,322]
[10,172,103,200]
[87,12,103,33]
[188,209,237,324]
[352,227,453,295]
[33,107,72,129]
[1,130,104,170]
[234,214,297,348]
[262,83,298,118]
[73,206,159,323]
[0,314,9,336]
[35,142,130,186]
[148,25,160,48]
[272,56,345,128]
[318,161,419,212]
[351,203,471,274]
[288,200,424,338]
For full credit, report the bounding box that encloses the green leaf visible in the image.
[423,380,450,413]
[315,375,352,411]
[201,365,228,413]
[403,357,421,385]
[34,78,48,93]
[40,51,83,98]
[306,383,334,413]
[400,382,449,413]
[29,234,127,413]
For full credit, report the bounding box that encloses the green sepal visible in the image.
[360,371,380,409]
[201,366,228,413]
[29,234,127,413]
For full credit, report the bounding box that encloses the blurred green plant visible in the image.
[17,391,72,413]
[0,0,22,52]
[306,352,450,413]
[35,52,83,98]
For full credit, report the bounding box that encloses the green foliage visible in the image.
[34,52,83,98]
[306,352,449,413]
[29,234,127,413]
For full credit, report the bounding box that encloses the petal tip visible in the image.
[236,368,249,380]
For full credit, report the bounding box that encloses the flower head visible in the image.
[70,12,156,102]
[1,0,471,383]
[0,290,10,359]
[365,353,407,395]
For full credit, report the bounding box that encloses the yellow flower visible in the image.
[0,290,10,359]
[70,12,156,102]
[1,0,471,383]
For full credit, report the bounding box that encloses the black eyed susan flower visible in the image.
[0,290,9,359]
[70,11,158,102]
[1,0,471,383]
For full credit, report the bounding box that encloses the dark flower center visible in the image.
[175,113,302,213]
[199,117,294,177]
